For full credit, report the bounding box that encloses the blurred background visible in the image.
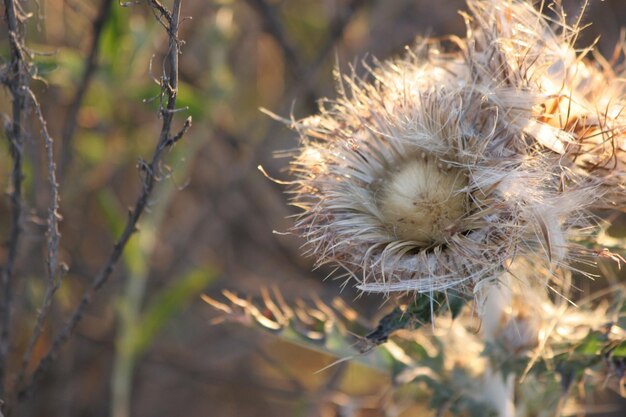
[1,0,626,416]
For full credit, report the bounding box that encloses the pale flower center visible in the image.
[379,158,468,243]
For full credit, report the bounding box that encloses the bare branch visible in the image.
[28,89,62,288]
[12,88,66,397]
[59,0,115,176]
[163,115,192,148]
[0,0,31,399]
[310,0,370,70]
[246,0,370,110]
[146,0,172,29]
[245,0,304,78]
[17,0,191,400]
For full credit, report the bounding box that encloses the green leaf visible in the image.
[574,331,605,356]
[100,3,129,69]
[33,47,84,88]
[124,266,217,359]
[609,340,626,358]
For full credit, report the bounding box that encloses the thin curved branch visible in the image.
[17,0,191,400]
[12,88,66,398]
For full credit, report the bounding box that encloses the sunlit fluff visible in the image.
[287,0,617,294]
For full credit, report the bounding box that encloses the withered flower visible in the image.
[287,0,619,294]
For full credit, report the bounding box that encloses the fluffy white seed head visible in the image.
[285,0,621,295]
[379,158,468,243]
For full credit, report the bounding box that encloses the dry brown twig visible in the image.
[0,0,30,400]
[12,88,66,397]
[59,0,115,175]
[0,0,192,409]
[17,0,191,400]
[2,0,107,408]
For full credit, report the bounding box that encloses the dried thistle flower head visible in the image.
[286,0,618,295]
[378,157,468,243]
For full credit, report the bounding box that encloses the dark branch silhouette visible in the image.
[0,0,30,399]
[16,0,191,402]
